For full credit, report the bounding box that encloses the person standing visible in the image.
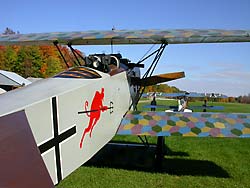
[151,96,157,111]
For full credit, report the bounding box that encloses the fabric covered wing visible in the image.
[0,29,250,46]
[117,111,250,137]
[161,92,205,98]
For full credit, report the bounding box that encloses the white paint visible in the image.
[41,147,57,184]
[0,88,6,94]
[0,68,132,185]
[25,98,53,146]
[0,69,31,86]
[58,71,131,179]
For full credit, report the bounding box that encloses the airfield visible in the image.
[57,100,250,188]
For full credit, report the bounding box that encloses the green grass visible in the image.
[57,101,250,188]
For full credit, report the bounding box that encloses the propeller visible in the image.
[131,71,185,86]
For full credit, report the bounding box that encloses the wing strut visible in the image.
[53,41,70,68]
[67,43,86,66]
[133,43,168,110]
[137,135,149,147]
[155,136,165,171]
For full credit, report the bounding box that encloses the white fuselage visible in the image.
[0,67,134,184]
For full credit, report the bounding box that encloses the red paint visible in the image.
[80,88,108,148]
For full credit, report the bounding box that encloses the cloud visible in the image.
[168,78,250,97]
[169,61,250,96]
[201,70,250,80]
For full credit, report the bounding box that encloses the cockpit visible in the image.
[54,53,143,79]
[84,53,130,73]
[54,66,102,79]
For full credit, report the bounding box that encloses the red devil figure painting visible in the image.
[79,88,113,148]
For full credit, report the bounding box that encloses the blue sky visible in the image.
[1,0,250,96]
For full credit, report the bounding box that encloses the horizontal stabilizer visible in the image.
[158,92,227,98]
[131,71,185,86]
[0,70,31,87]
[190,105,224,110]
[162,92,204,98]
[143,105,177,109]
[117,111,250,138]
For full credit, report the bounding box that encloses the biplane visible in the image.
[1,29,250,188]
[0,87,6,94]
[142,92,226,112]
[0,69,31,91]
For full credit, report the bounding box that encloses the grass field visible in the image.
[57,100,250,188]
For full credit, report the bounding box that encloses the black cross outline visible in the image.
[38,97,76,183]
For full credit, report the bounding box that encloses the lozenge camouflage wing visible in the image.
[117,111,250,137]
[0,29,250,46]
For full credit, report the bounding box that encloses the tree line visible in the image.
[237,94,250,104]
[144,84,250,104]
[0,27,84,78]
[144,84,181,93]
[0,45,83,78]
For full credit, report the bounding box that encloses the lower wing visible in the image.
[117,111,250,137]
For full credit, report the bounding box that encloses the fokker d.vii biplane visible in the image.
[0,29,250,187]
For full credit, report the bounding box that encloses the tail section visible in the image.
[0,111,54,188]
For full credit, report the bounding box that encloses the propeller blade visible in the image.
[131,71,185,86]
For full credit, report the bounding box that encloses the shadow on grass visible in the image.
[110,140,190,157]
[84,142,230,178]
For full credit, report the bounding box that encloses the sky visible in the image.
[0,0,250,97]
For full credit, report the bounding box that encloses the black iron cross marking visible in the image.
[38,97,76,183]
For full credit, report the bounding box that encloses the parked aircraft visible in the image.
[0,29,250,187]
[143,92,226,112]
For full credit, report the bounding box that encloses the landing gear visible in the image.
[155,136,165,171]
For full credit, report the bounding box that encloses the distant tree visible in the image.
[221,97,229,103]
[39,46,58,59]
[144,84,182,93]
[4,46,17,72]
[237,96,242,103]
[16,47,30,76]
[28,46,44,77]
[228,97,236,103]
[44,56,64,77]
[39,46,62,77]
[3,27,16,35]
[171,86,181,93]
[0,42,85,78]
[0,46,6,69]
[240,93,250,104]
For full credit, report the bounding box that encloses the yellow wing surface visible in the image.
[117,111,250,137]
